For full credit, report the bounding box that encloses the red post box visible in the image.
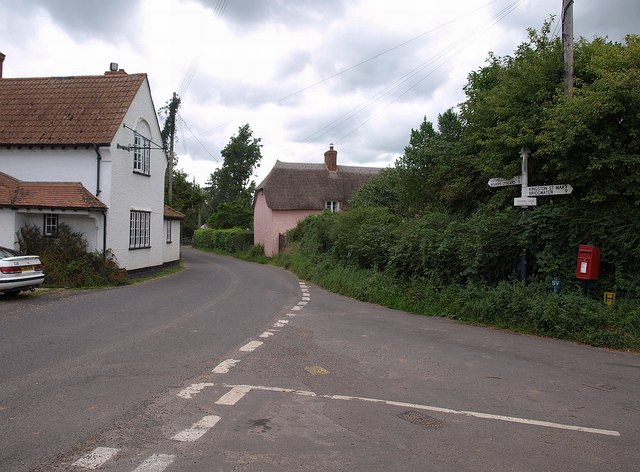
[576,245,600,280]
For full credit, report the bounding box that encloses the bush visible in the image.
[193,227,253,253]
[17,224,126,288]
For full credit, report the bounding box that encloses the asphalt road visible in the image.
[1,247,639,471]
[0,247,300,471]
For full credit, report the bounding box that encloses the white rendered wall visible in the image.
[105,78,166,271]
[163,220,181,264]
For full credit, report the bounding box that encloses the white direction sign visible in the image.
[488,176,522,187]
[527,184,573,197]
[514,197,537,207]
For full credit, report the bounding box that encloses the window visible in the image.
[166,220,172,243]
[44,213,59,236]
[129,210,151,249]
[133,133,151,175]
[325,201,340,213]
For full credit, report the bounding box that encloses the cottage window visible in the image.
[325,201,340,213]
[133,133,151,175]
[166,220,172,243]
[129,210,151,249]
[44,213,59,236]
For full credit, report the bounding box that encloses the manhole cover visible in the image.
[398,410,444,429]
[304,365,330,375]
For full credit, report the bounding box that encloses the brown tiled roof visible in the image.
[0,171,106,210]
[0,73,146,146]
[256,160,381,210]
[164,204,185,220]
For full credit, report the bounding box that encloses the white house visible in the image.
[0,57,183,271]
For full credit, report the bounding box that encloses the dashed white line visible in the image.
[297,301,308,306]
[291,306,302,311]
[259,331,275,338]
[172,415,221,442]
[131,453,175,472]
[215,385,252,405]
[72,447,120,469]
[302,296,310,301]
[274,320,289,327]
[285,313,296,317]
[212,359,240,373]
[239,340,263,352]
[177,382,214,399]
[221,383,620,437]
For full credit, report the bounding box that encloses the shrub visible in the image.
[193,227,253,253]
[17,224,126,288]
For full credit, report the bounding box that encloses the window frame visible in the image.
[166,220,172,243]
[43,213,59,236]
[133,133,151,176]
[325,201,340,213]
[129,210,151,249]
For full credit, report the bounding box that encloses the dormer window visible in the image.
[325,201,340,213]
[133,133,151,175]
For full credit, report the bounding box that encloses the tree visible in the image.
[207,124,262,228]
[158,94,181,204]
[167,169,206,237]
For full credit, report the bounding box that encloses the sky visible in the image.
[1,0,638,187]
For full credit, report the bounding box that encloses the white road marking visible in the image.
[291,306,302,311]
[131,454,175,472]
[274,320,289,327]
[297,301,308,306]
[221,383,620,437]
[177,382,214,399]
[239,340,263,352]
[259,331,274,338]
[302,296,310,301]
[285,313,296,317]
[172,415,221,442]
[72,447,120,469]
[212,359,240,374]
[215,385,252,405]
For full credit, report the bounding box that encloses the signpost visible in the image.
[488,176,521,187]
[527,184,573,196]
[488,148,574,283]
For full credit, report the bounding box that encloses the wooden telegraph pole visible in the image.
[168,92,178,204]
[562,0,574,96]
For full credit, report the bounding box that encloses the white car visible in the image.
[0,246,45,295]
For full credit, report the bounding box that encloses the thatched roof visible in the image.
[256,160,381,210]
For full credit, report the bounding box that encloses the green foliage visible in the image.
[208,124,262,213]
[207,198,253,230]
[193,227,253,253]
[166,168,206,237]
[17,224,126,288]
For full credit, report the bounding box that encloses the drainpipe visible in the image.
[102,209,107,259]
[94,145,102,196]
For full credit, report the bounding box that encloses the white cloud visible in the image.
[1,0,636,186]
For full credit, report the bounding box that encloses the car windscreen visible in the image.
[0,247,20,258]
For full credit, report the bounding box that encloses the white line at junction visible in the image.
[131,453,175,472]
[220,383,620,437]
[172,415,221,442]
[177,382,214,399]
[72,447,120,469]
[216,385,252,405]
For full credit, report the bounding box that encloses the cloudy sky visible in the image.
[1,0,637,186]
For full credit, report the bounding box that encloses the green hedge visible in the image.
[193,227,253,253]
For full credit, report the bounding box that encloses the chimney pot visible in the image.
[0,52,5,79]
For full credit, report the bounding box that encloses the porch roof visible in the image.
[0,171,106,211]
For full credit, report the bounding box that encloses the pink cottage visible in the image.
[253,144,381,256]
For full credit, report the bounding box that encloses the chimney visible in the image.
[324,143,337,171]
[104,62,127,75]
[0,52,5,79]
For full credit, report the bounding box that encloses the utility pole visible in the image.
[562,0,574,96]
[168,92,178,204]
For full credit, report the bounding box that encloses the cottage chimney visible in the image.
[324,143,337,171]
[0,52,5,79]
[105,62,127,75]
